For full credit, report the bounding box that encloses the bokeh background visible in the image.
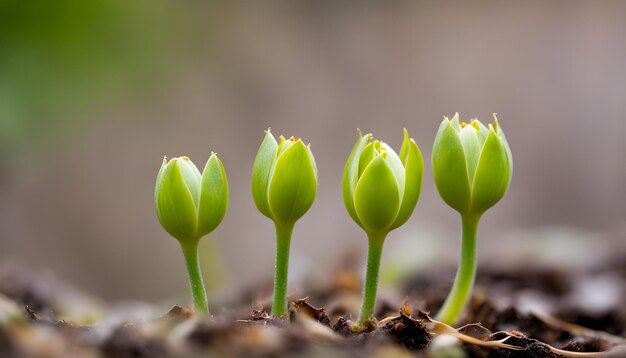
[1,1,625,305]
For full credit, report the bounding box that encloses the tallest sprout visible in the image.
[432,113,513,325]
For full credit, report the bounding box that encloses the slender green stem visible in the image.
[357,232,386,326]
[181,240,208,315]
[271,222,294,317]
[435,214,480,325]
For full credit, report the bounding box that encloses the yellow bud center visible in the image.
[372,141,387,159]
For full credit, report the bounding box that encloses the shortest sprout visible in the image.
[155,153,228,315]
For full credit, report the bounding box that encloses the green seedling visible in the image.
[252,130,317,317]
[432,113,512,325]
[343,129,424,330]
[155,154,228,315]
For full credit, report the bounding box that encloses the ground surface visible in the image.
[0,250,625,357]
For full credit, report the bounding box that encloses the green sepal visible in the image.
[474,119,490,146]
[470,128,511,214]
[154,157,167,211]
[358,142,375,178]
[177,157,202,208]
[251,130,278,219]
[432,119,471,214]
[342,131,372,228]
[390,129,424,230]
[268,139,317,225]
[306,144,318,178]
[497,123,513,178]
[197,154,229,237]
[353,155,401,234]
[458,125,481,183]
[155,159,198,242]
[379,141,405,201]
[448,112,461,131]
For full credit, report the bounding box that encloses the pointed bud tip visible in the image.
[402,127,415,143]
[492,113,500,133]
[357,129,373,141]
[442,112,460,122]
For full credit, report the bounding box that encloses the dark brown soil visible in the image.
[0,254,624,357]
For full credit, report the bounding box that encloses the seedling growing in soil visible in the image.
[252,130,317,317]
[432,113,512,325]
[343,129,424,329]
[155,154,228,315]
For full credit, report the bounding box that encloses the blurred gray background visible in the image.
[1,1,625,304]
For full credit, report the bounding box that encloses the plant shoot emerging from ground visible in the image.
[252,130,317,317]
[432,113,512,325]
[155,154,228,315]
[343,129,424,330]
